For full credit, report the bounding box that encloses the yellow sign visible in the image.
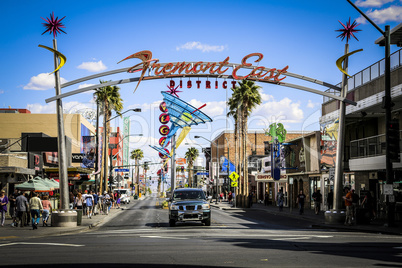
[229,172,239,181]
[231,181,238,187]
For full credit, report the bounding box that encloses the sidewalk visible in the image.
[211,200,402,236]
[0,196,145,241]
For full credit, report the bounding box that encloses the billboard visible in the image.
[81,136,96,168]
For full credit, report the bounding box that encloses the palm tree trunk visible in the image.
[244,114,249,208]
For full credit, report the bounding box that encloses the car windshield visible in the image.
[173,190,205,200]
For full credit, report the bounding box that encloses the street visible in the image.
[1,195,401,267]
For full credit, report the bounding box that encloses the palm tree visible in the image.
[185,147,199,188]
[94,80,123,194]
[227,79,261,207]
[130,149,143,197]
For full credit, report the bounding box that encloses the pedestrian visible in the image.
[351,189,359,222]
[29,192,43,230]
[8,189,18,227]
[249,191,253,207]
[0,190,9,227]
[361,191,376,221]
[327,189,334,210]
[75,192,83,210]
[277,189,284,211]
[264,192,269,206]
[103,191,111,215]
[82,190,88,215]
[116,193,121,209]
[297,190,306,215]
[41,195,52,226]
[343,187,353,226]
[219,192,223,203]
[69,192,75,209]
[25,192,31,226]
[228,191,232,204]
[15,192,28,228]
[312,189,322,215]
[92,191,99,215]
[85,191,94,218]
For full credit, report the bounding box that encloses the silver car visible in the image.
[168,188,211,227]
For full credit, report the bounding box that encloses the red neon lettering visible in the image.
[192,62,204,74]
[196,80,201,88]
[179,80,183,88]
[170,80,175,87]
[151,62,163,75]
[223,81,227,89]
[206,81,211,89]
[232,53,263,80]
[187,80,192,88]
[273,66,289,82]
[216,57,230,74]
[215,80,218,89]
[162,63,175,75]
[231,81,237,88]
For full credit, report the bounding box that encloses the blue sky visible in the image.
[1,0,401,174]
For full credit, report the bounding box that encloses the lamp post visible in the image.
[109,134,143,191]
[195,136,219,204]
[102,108,141,193]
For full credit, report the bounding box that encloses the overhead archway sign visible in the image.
[45,50,356,106]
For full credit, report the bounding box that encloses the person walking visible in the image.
[41,195,52,226]
[327,189,334,210]
[8,190,18,227]
[249,191,254,207]
[351,189,359,223]
[103,191,111,215]
[264,192,269,206]
[228,191,232,204]
[297,190,306,215]
[343,187,353,226]
[92,191,99,215]
[15,192,28,228]
[75,192,83,210]
[25,193,31,226]
[277,189,284,211]
[312,189,322,215]
[85,191,94,218]
[29,193,43,230]
[0,190,9,227]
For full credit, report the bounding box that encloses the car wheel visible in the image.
[203,218,211,226]
[169,219,176,227]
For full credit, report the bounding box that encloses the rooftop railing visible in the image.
[350,131,401,159]
[323,48,402,103]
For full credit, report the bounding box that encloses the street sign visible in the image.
[229,172,239,181]
[115,168,129,172]
[231,181,238,187]
[196,172,209,176]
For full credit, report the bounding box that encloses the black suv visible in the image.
[168,188,211,226]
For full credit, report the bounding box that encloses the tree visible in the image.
[185,147,199,188]
[130,149,143,196]
[94,80,123,194]
[227,79,261,207]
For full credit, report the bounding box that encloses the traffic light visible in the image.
[388,120,400,162]
[181,166,184,172]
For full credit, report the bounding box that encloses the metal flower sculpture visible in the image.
[41,12,66,38]
[336,18,360,43]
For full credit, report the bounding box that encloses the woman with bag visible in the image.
[41,195,52,226]
[0,190,9,227]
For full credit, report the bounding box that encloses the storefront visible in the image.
[255,174,287,206]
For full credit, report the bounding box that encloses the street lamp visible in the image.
[194,135,219,204]
[102,108,141,193]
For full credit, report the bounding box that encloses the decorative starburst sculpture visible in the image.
[165,84,182,98]
[41,12,66,38]
[336,18,361,43]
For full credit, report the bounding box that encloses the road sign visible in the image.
[196,172,209,176]
[115,168,129,172]
[229,172,239,181]
[231,181,238,187]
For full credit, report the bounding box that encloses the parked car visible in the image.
[168,188,211,227]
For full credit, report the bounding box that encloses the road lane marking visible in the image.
[0,242,84,247]
[140,235,188,240]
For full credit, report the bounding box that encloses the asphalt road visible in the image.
[1,195,401,268]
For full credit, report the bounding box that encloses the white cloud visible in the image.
[355,0,395,7]
[356,5,402,24]
[253,97,304,126]
[307,100,317,108]
[258,88,274,102]
[188,99,226,117]
[23,73,68,90]
[77,60,107,72]
[176,41,227,52]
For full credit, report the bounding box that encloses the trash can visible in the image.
[76,209,83,226]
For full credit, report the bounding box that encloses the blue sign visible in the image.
[115,168,129,172]
[196,172,209,176]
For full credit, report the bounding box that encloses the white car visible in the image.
[114,189,131,204]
